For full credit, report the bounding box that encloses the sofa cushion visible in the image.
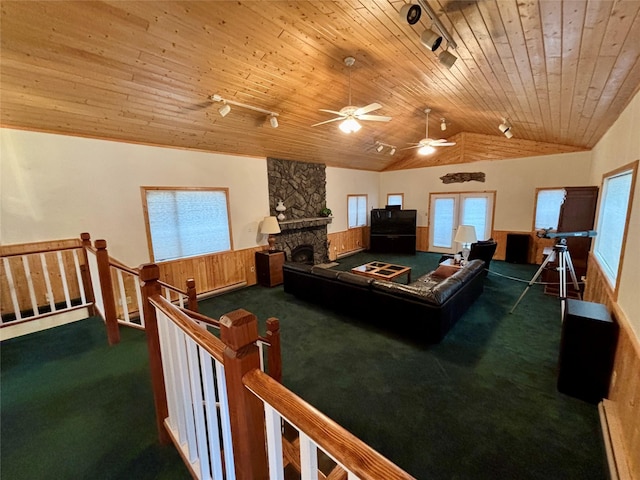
[337,271,374,286]
[311,266,341,279]
[371,280,436,304]
[432,264,459,279]
[283,262,313,273]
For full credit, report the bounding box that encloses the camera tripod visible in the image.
[509,239,580,318]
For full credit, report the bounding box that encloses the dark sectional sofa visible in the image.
[282,259,485,343]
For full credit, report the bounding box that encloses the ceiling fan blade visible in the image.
[431,138,456,144]
[357,114,392,122]
[437,142,457,146]
[354,103,382,116]
[311,117,343,127]
[400,145,421,150]
[318,108,346,116]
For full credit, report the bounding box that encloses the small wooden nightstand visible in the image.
[255,250,285,287]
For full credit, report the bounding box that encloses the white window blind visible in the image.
[387,194,403,208]
[145,189,231,262]
[594,170,633,285]
[461,197,488,241]
[432,197,455,248]
[348,195,367,228]
[535,189,566,230]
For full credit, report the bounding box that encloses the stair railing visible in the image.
[140,263,414,480]
[1,236,93,330]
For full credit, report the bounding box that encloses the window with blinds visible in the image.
[142,187,232,262]
[386,193,403,208]
[594,165,635,287]
[348,195,367,228]
[534,189,566,230]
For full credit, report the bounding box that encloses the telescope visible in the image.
[537,229,597,239]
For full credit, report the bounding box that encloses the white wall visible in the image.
[325,167,380,233]
[380,151,593,230]
[1,129,270,266]
[590,90,640,337]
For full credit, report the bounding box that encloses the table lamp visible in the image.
[454,225,477,265]
[261,216,281,251]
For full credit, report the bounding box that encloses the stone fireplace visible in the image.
[267,158,331,264]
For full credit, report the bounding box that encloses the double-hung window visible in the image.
[141,187,232,262]
[593,162,637,288]
[386,193,403,208]
[348,194,367,228]
[534,188,566,231]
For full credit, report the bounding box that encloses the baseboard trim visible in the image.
[599,399,633,480]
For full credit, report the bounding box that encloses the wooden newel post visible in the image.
[266,317,282,383]
[95,239,120,345]
[79,233,96,316]
[139,263,171,445]
[186,278,198,313]
[220,309,269,479]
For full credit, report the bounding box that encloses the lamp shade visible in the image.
[454,225,477,244]
[260,216,281,234]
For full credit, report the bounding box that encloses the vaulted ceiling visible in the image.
[1,1,639,171]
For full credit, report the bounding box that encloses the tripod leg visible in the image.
[558,250,567,320]
[565,251,580,292]
[509,252,554,314]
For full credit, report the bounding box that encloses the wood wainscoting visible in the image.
[157,246,263,294]
[584,256,640,479]
[327,227,369,261]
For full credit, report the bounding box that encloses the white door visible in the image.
[429,192,494,253]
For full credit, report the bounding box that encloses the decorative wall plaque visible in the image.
[440,172,485,184]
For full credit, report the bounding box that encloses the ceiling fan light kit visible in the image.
[403,107,456,155]
[210,94,279,126]
[312,56,392,133]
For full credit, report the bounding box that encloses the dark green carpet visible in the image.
[1,252,606,479]
[1,319,189,480]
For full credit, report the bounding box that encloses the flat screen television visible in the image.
[370,208,417,235]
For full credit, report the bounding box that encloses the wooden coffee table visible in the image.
[351,261,412,284]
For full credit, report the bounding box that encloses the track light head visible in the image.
[218,103,231,117]
[440,118,447,131]
[499,119,513,138]
[269,114,278,128]
[399,4,422,25]
[438,49,457,69]
[376,143,384,153]
[420,29,443,52]
[389,147,396,156]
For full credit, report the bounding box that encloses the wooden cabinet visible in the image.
[543,186,598,297]
[255,250,284,287]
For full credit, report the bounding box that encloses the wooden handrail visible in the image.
[109,257,139,276]
[179,307,221,328]
[149,294,224,362]
[243,369,416,480]
[0,238,83,257]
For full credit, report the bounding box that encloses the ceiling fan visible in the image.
[404,108,456,155]
[311,56,392,133]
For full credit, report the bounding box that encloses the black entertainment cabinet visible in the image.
[369,207,417,254]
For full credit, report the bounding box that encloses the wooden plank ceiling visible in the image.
[1,1,639,171]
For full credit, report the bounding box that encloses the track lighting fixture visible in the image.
[218,103,231,117]
[420,29,443,52]
[438,49,457,69]
[210,94,280,125]
[399,4,422,25]
[440,118,447,131]
[499,118,513,138]
[374,141,397,155]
